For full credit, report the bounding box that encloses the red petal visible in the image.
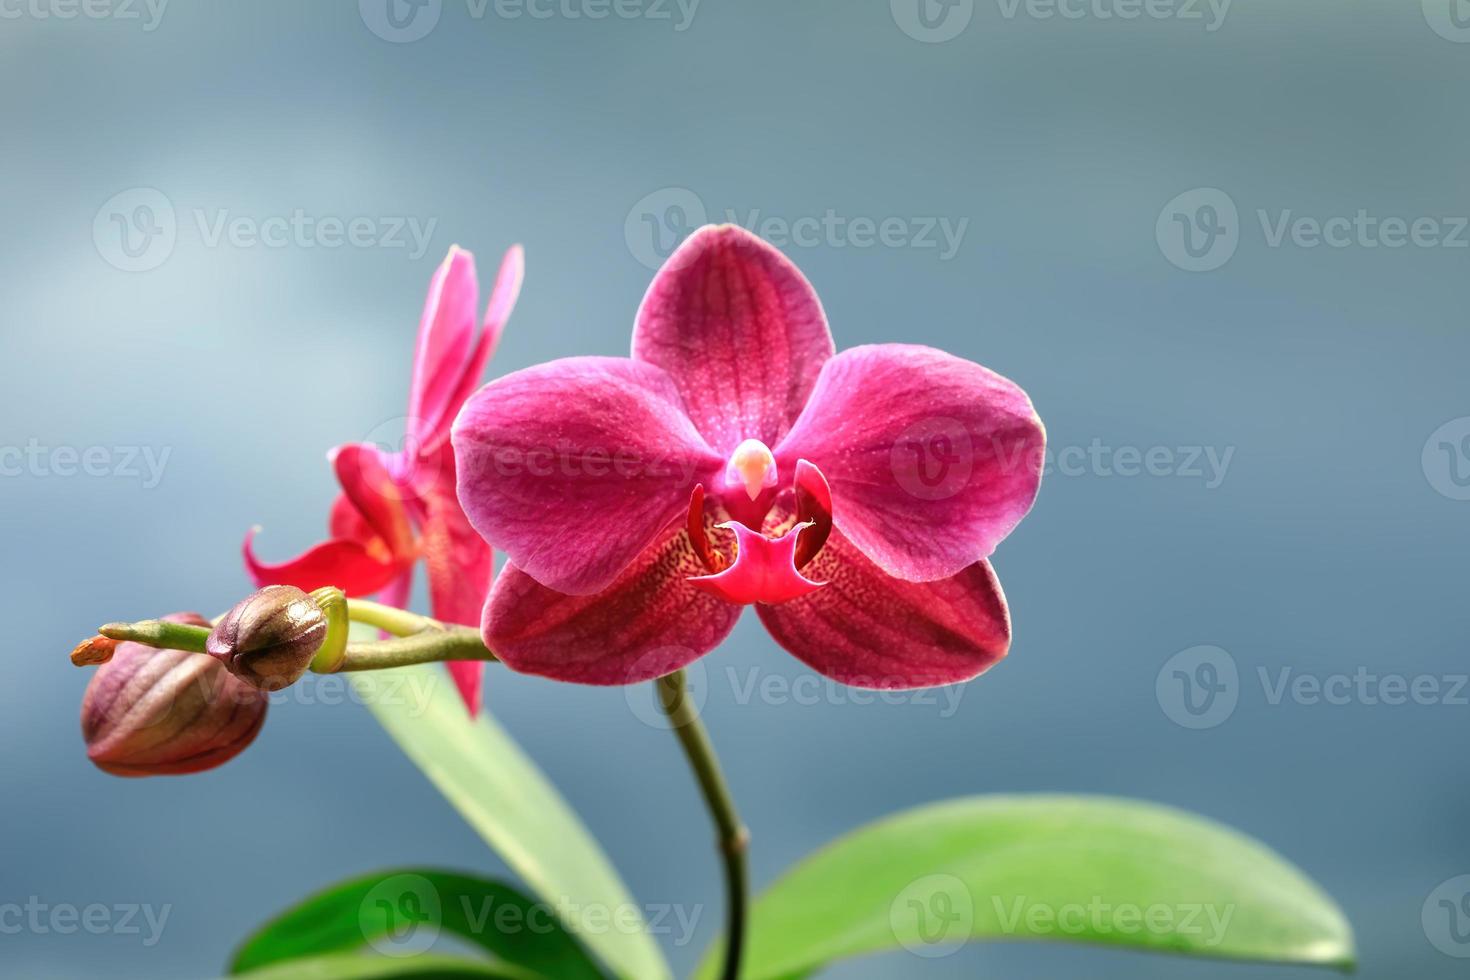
[757,531,1011,688]
[243,528,404,596]
[483,523,741,686]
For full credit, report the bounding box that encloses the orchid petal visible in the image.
[419,448,493,715]
[409,246,480,453]
[421,245,526,459]
[775,344,1045,583]
[756,531,1011,688]
[484,524,742,686]
[633,224,834,455]
[242,528,404,596]
[453,356,723,596]
[332,443,417,562]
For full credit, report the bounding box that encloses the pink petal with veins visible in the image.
[775,344,1045,583]
[757,531,1011,688]
[453,356,723,596]
[633,225,834,455]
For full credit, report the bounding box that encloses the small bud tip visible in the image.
[71,635,119,667]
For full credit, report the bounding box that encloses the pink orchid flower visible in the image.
[245,244,524,714]
[451,225,1044,688]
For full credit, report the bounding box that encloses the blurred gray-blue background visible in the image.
[3,1,1468,976]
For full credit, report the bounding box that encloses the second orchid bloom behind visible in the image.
[244,244,524,715]
[451,224,1046,688]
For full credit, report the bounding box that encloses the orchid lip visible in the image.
[688,521,827,606]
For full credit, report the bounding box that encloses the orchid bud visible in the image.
[206,585,327,691]
[81,613,268,777]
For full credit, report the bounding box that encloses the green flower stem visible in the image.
[332,627,498,672]
[97,620,210,653]
[346,598,441,637]
[656,669,749,980]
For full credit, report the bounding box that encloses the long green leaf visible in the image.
[697,794,1354,978]
[230,869,604,978]
[229,951,536,979]
[350,662,671,980]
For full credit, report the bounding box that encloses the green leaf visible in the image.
[230,869,604,979]
[349,660,671,980]
[230,951,538,979]
[697,795,1355,979]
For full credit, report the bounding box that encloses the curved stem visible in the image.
[347,598,442,637]
[334,627,497,672]
[656,670,749,980]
